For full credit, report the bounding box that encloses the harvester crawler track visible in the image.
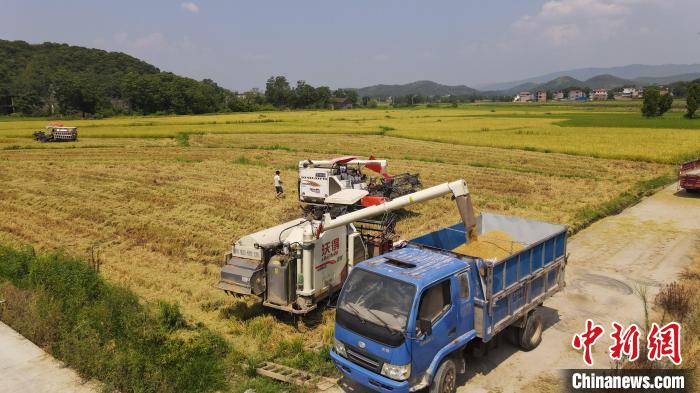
[256,362,338,391]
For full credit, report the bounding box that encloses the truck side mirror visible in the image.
[418,318,432,337]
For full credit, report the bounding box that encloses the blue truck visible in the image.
[331,212,567,393]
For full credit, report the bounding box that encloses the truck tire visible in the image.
[518,311,543,351]
[430,358,457,393]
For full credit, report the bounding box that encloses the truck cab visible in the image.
[331,248,479,392]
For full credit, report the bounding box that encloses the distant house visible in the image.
[513,91,533,102]
[537,91,547,102]
[591,88,608,100]
[568,89,587,100]
[618,87,644,99]
[553,91,565,101]
[332,97,353,109]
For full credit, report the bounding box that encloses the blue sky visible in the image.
[2,0,699,90]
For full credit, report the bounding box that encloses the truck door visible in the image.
[411,278,458,377]
[456,270,474,334]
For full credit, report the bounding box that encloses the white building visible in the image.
[568,89,586,100]
[513,91,533,102]
[591,88,608,100]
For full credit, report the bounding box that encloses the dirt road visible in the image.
[459,184,700,392]
[0,322,97,393]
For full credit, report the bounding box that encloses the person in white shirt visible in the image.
[274,170,284,198]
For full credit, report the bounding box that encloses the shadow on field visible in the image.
[391,208,420,221]
[218,295,334,330]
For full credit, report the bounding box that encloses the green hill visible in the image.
[354,80,478,99]
[0,39,233,116]
[582,74,635,89]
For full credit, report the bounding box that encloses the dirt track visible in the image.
[460,184,700,392]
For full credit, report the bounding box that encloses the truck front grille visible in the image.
[346,346,382,374]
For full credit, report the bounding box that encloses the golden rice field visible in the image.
[1,104,698,163]
[0,104,689,390]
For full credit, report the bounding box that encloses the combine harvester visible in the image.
[298,156,421,218]
[218,180,473,314]
[32,122,78,142]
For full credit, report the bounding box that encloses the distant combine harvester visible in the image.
[33,122,78,142]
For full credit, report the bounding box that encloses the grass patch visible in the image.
[175,132,190,147]
[0,245,229,393]
[230,156,265,166]
[242,144,295,152]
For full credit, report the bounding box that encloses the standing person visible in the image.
[274,170,284,198]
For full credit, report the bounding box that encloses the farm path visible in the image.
[459,183,700,392]
[0,322,98,393]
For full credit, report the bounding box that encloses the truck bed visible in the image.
[409,212,568,340]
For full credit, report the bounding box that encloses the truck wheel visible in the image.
[518,311,543,351]
[430,358,457,393]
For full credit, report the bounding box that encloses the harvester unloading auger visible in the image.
[218,180,476,314]
[298,156,421,218]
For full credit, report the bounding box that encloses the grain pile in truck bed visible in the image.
[452,230,524,260]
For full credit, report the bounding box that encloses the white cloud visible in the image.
[511,0,659,46]
[181,2,200,13]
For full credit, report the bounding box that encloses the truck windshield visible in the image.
[337,269,415,347]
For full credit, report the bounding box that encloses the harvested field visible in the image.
[0,134,672,360]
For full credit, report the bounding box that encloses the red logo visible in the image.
[572,320,682,366]
[647,322,682,365]
[572,319,605,366]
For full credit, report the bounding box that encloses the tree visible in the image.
[686,83,700,119]
[265,76,291,107]
[315,86,331,108]
[641,86,660,117]
[658,93,673,116]
[292,80,317,108]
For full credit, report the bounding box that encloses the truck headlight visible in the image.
[381,362,411,381]
[333,338,347,358]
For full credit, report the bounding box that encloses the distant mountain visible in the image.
[476,63,700,91]
[354,80,478,99]
[582,74,635,89]
[352,71,700,99]
[535,76,584,92]
[634,72,700,86]
[500,73,692,96]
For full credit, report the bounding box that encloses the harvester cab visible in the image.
[217,179,475,315]
[298,156,421,218]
